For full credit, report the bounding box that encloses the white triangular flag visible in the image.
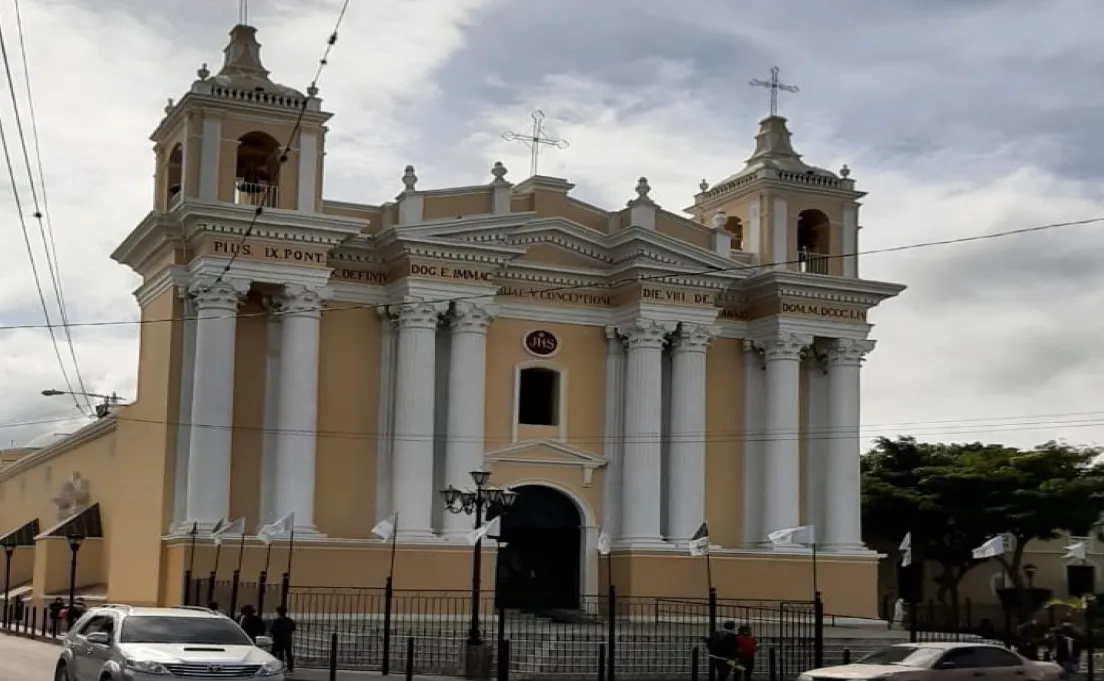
[689,522,710,557]
[597,531,612,556]
[1063,540,1088,561]
[258,512,295,545]
[372,512,398,541]
[768,525,816,547]
[212,517,245,547]
[972,535,1007,560]
[467,515,501,546]
[209,518,226,536]
[900,532,913,567]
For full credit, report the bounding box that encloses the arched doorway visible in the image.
[493,484,582,612]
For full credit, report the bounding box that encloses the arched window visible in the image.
[797,209,831,274]
[166,143,183,208]
[235,131,282,208]
[517,367,561,426]
[723,215,744,250]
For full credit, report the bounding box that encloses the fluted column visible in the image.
[666,323,716,543]
[602,327,627,541]
[760,332,811,544]
[391,302,444,540]
[741,341,765,547]
[823,338,876,551]
[183,277,249,530]
[442,302,495,539]
[271,284,329,536]
[620,318,671,547]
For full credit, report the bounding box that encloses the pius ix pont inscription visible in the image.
[211,240,327,265]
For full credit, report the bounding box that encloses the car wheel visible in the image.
[52,662,68,681]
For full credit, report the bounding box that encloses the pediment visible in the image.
[485,439,607,486]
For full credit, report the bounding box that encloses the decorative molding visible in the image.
[757,332,813,362]
[827,338,877,367]
[449,301,496,333]
[393,301,445,330]
[619,318,675,349]
[672,323,718,354]
[485,439,607,487]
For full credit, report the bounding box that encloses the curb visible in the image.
[0,629,62,645]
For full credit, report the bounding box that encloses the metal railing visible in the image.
[234,180,279,208]
[798,248,830,274]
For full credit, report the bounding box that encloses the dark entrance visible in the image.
[493,485,582,611]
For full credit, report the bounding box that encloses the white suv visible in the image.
[54,604,285,680]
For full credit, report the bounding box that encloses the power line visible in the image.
[0,6,84,415]
[204,0,351,291]
[6,0,92,412]
[0,213,1098,333]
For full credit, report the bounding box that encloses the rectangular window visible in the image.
[518,367,560,426]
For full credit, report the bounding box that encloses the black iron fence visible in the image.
[186,574,825,678]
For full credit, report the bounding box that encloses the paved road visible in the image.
[0,634,61,679]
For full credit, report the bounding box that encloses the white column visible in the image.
[601,327,627,540]
[619,318,670,547]
[271,284,329,536]
[741,341,765,546]
[297,131,319,212]
[666,323,715,543]
[199,113,222,201]
[391,302,444,539]
[183,277,249,530]
[257,305,282,529]
[759,332,811,544]
[171,292,197,529]
[803,353,831,537]
[442,302,495,539]
[374,309,398,524]
[823,338,875,551]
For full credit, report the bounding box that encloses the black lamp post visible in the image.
[1024,563,1037,590]
[67,532,84,611]
[2,541,14,627]
[440,470,519,646]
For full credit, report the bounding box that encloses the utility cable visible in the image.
[0,213,1098,333]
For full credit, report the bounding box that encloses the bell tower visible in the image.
[149,23,331,215]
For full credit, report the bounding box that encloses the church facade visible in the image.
[0,24,903,615]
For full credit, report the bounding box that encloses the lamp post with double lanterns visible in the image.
[2,541,14,627]
[440,470,519,648]
[67,531,84,612]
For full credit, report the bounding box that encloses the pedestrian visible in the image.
[269,606,296,673]
[706,620,738,681]
[1015,618,1045,661]
[734,625,759,681]
[207,601,220,614]
[48,597,65,636]
[889,597,907,630]
[237,604,266,641]
[1052,617,1081,679]
[66,598,86,629]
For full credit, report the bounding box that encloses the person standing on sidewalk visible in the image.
[269,606,296,673]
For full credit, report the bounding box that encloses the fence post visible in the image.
[843,648,851,665]
[1086,599,1095,681]
[206,570,217,607]
[495,603,507,681]
[607,585,617,681]
[690,646,700,681]
[814,592,825,668]
[279,572,290,610]
[382,576,393,676]
[707,588,718,681]
[404,636,415,681]
[597,643,607,681]
[768,647,777,681]
[500,639,511,681]
[329,631,339,681]
[257,571,268,618]
[229,569,241,618]
[908,600,918,643]
[182,568,192,605]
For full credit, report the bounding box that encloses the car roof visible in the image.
[895,642,1006,650]
[91,605,225,619]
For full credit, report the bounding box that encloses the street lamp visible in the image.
[2,541,14,628]
[440,470,519,647]
[67,531,84,612]
[1024,563,1037,590]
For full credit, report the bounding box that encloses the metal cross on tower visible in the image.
[239,0,249,25]
[502,110,570,177]
[749,66,799,117]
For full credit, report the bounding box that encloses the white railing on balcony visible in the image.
[167,186,183,211]
[798,248,831,274]
[235,180,279,209]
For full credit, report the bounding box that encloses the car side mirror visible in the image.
[86,632,111,646]
[255,635,273,649]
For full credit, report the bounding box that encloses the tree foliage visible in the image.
[862,436,1104,604]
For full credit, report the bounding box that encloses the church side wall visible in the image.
[704,337,745,548]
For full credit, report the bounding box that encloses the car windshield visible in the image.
[118,616,252,645]
[857,646,942,667]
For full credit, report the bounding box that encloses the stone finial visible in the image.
[307,84,319,97]
[491,161,508,184]
[712,210,728,230]
[699,178,709,192]
[839,164,851,178]
[164,98,175,114]
[635,177,651,200]
[197,63,210,80]
[402,165,418,192]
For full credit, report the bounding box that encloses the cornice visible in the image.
[110,211,185,273]
[741,270,907,305]
[133,266,189,307]
[151,91,332,140]
[174,200,366,244]
[375,234,526,266]
[0,417,116,482]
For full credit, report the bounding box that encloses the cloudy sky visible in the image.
[0,0,1102,452]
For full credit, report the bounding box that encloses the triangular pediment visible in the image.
[486,439,606,469]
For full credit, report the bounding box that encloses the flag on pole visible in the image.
[209,518,226,536]
[900,532,913,567]
[188,522,198,537]
[689,522,710,557]
[258,512,295,545]
[768,525,816,547]
[372,512,398,541]
[212,517,245,547]
[466,516,501,546]
[597,530,612,556]
[971,535,1008,560]
[1063,540,1088,561]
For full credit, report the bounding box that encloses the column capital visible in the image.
[393,301,445,330]
[827,338,876,366]
[275,284,332,317]
[759,332,813,362]
[449,301,496,333]
[672,323,719,354]
[188,277,249,310]
[619,318,674,350]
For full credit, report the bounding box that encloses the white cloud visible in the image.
[1,0,1102,453]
